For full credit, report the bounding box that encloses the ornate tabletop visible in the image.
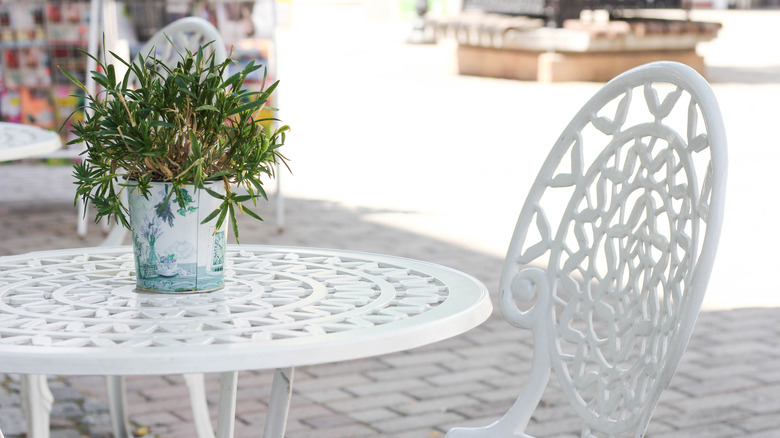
[0,245,493,375]
[0,122,62,162]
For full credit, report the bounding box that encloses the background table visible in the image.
[0,245,493,438]
[0,122,62,162]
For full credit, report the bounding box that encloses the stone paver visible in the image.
[2,5,780,438]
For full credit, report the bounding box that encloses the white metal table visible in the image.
[0,122,62,162]
[0,245,493,437]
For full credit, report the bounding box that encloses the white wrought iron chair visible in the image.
[139,14,286,233]
[78,13,224,245]
[447,61,727,437]
[136,16,228,73]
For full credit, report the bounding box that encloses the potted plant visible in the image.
[60,41,289,293]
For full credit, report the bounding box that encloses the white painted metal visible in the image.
[216,372,238,438]
[268,0,285,233]
[0,123,62,162]
[276,169,285,232]
[77,0,106,238]
[184,374,217,438]
[20,375,53,438]
[99,221,129,247]
[137,17,227,74]
[0,245,491,435]
[447,62,727,438]
[264,367,294,438]
[105,376,132,438]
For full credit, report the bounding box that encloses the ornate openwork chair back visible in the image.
[447,61,727,437]
[136,16,228,79]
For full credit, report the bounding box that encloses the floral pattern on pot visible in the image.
[129,180,228,293]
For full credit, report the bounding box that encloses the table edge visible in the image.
[0,244,494,375]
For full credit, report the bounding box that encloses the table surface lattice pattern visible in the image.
[0,245,490,374]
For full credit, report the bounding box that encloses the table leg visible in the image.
[105,376,133,438]
[20,374,53,438]
[184,373,217,438]
[264,367,294,438]
[216,371,238,438]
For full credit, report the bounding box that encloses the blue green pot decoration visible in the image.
[129,181,228,293]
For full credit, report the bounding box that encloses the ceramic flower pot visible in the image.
[128,180,228,293]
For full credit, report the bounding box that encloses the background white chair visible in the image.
[137,13,286,233]
[77,13,226,242]
[136,16,228,72]
[447,61,727,437]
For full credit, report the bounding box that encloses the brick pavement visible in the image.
[1,165,780,437]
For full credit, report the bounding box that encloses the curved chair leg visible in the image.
[106,376,132,438]
[183,373,217,438]
[101,217,112,233]
[99,183,129,246]
[264,367,294,438]
[21,374,53,438]
[99,223,128,247]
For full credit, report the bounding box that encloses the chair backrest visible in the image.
[137,16,227,75]
[448,61,727,437]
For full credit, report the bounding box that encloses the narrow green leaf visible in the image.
[226,99,266,116]
[189,131,202,157]
[242,206,264,222]
[201,207,221,224]
[214,204,229,232]
[209,170,234,179]
[194,163,203,188]
[108,51,132,68]
[57,66,87,90]
[204,187,226,199]
[150,120,176,129]
[91,71,111,87]
[228,203,240,243]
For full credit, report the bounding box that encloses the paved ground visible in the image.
[2,5,780,438]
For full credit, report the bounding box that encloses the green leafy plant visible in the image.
[60,40,289,242]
